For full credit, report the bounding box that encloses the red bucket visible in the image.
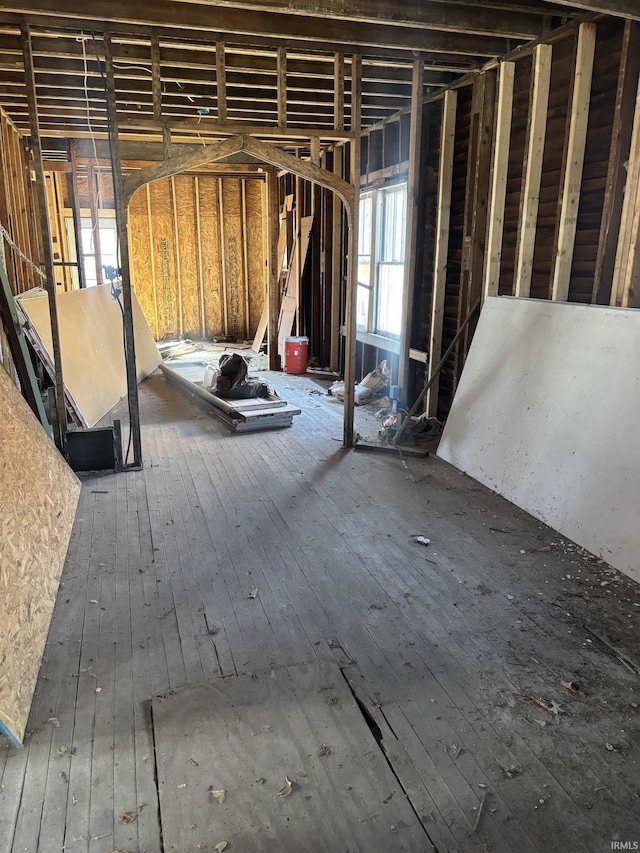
[282,336,308,374]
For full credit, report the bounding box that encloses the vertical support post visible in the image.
[194,177,206,337]
[216,42,227,124]
[330,145,343,372]
[427,90,457,418]
[611,74,640,308]
[334,53,345,132]
[267,168,280,370]
[21,24,67,450]
[217,178,229,334]
[483,61,515,301]
[514,43,552,298]
[151,36,163,122]
[399,57,424,398]
[241,179,250,339]
[104,31,142,468]
[551,22,596,302]
[87,163,103,285]
[277,47,287,129]
[310,137,320,168]
[145,183,159,339]
[169,175,183,335]
[294,172,302,334]
[344,53,361,448]
[69,140,85,289]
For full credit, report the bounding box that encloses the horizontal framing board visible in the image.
[151,661,430,852]
[0,365,80,744]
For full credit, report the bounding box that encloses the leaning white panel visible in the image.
[437,296,640,583]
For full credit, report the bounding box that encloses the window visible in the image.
[357,182,407,339]
[64,216,119,288]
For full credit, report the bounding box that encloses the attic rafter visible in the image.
[539,0,640,19]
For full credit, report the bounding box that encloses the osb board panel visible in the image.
[173,176,201,336]
[197,177,224,337]
[149,179,179,339]
[0,365,80,745]
[438,297,640,583]
[220,179,247,339]
[128,186,159,339]
[245,179,266,336]
[152,662,428,852]
[16,285,161,427]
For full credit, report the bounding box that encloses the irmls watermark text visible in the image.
[611,843,639,850]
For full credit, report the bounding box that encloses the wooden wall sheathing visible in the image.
[567,18,625,303]
[0,364,81,745]
[128,175,264,342]
[498,57,532,296]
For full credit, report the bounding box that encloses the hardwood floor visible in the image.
[1,370,638,852]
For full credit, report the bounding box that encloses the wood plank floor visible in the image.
[1,369,639,853]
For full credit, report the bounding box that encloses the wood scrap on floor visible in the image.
[16,285,161,427]
[277,216,313,357]
[151,661,432,852]
[0,365,81,745]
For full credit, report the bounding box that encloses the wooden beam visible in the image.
[216,41,227,124]
[551,22,596,302]
[268,172,282,369]
[426,89,456,419]
[151,35,162,121]
[86,164,103,285]
[334,53,345,133]
[68,140,85,289]
[104,31,142,468]
[330,145,343,372]
[344,54,361,448]
[528,0,640,19]
[310,136,320,168]
[398,58,424,398]
[514,42,552,298]
[21,23,66,447]
[593,20,640,305]
[611,74,640,307]
[483,61,514,301]
[277,46,286,129]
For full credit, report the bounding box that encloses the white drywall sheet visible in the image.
[437,297,640,582]
[17,285,161,427]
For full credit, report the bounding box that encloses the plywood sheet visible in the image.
[152,661,428,852]
[437,296,640,581]
[198,176,224,336]
[245,179,266,335]
[0,366,81,745]
[17,285,161,428]
[174,176,201,336]
[221,179,246,339]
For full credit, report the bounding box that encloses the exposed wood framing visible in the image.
[611,73,640,307]
[216,42,227,124]
[514,43,552,298]
[241,180,250,338]
[399,58,424,397]
[104,31,142,468]
[87,164,103,286]
[344,54,361,447]
[145,182,159,338]
[551,22,597,301]
[68,140,85,289]
[334,54,345,132]
[268,170,282,369]
[194,177,205,336]
[483,61,515,300]
[217,177,229,334]
[593,20,640,304]
[151,36,162,122]
[169,176,184,334]
[277,46,287,129]
[21,24,67,448]
[330,145,343,372]
[426,89,457,419]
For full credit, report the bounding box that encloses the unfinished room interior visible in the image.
[1,0,639,850]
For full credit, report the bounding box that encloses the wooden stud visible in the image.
[334,54,345,132]
[611,74,640,307]
[277,47,287,129]
[344,53,361,447]
[151,36,162,122]
[216,42,227,125]
[514,42,552,298]
[104,31,142,468]
[593,21,640,305]
[162,125,172,160]
[241,179,250,338]
[399,58,424,398]
[51,172,71,292]
[21,24,67,448]
[87,164,103,286]
[426,89,457,419]
[69,140,85,289]
[267,168,280,370]
[217,178,229,335]
[310,137,321,168]
[145,183,160,339]
[483,61,515,301]
[551,22,597,302]
[330,145,343,372]
[169,176,183,335]
[194,177,206,337]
